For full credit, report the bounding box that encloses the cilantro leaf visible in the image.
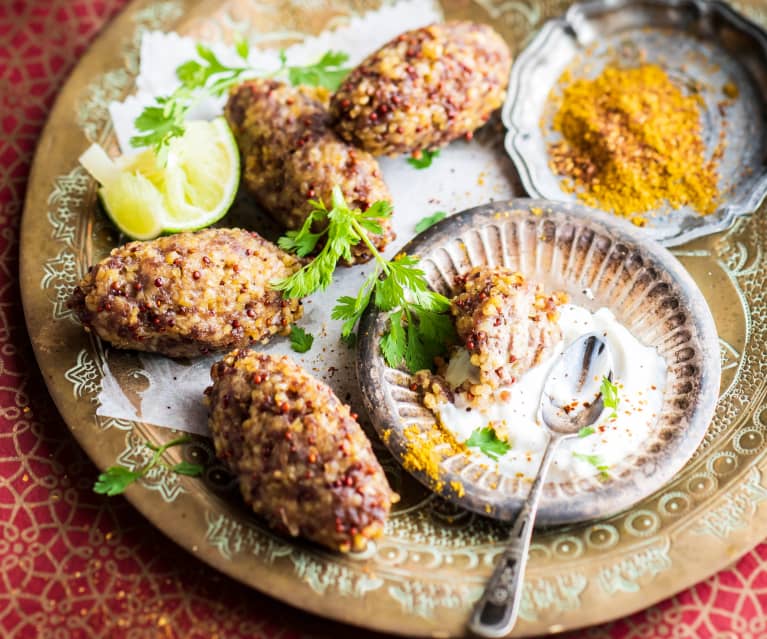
[578,426,595,438]
[572,452,603,466]
[573,452,611,479]
[287,50,351,91]
[290,326,314,353]
[235,35,250,61]
[415,211,446,233]
[276,187,454,373]
[93,435,201,496]
[380,310,407,368]
[93,466,142,496]
[466,426,511,461]
[407,149,440,169]
[600,376,620,417]
[171,461,205,476]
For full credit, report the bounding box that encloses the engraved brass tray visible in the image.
[18,0,767,636]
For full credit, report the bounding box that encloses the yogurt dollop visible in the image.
[433,304,667,482]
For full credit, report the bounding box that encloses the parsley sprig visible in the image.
[93,435,203,496]
[131,40,350,159]
[466,426,511,461]
[600,376,620,418]
[572,451,610,479]
[273,187,454,373]
[407,149,440,169]
[415,211,446,233]
[290,326,314,353]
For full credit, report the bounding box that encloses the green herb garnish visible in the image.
[572,451,610,479]
[93,435,203,496]
[131,43,350,158]
[600,375,620,418]
[415,211,446,233]
[578,426,595,438]
[466,426,511,461]
[290,326,314,353]
[287,50,350,92]
[273,186,454,372]
[407,149,440,169]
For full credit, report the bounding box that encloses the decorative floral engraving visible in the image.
[518,573,587,622]
[597,540,672,594]
[46,166,90,248]
[206,512,294,561]
[691,468,767,539]
[41,250,79,321]
[96,416,135,431]
[472,0,541,27]
[116,430,187,503]
[387,580,481,619]
[205,512,385,599]
[64,349,101,401]
[77,69,133,143]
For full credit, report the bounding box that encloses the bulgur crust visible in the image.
[451,267,565,399]
[206,350,396,552]
[330,22,512,157]
[225,79,394,264]
[68,228,303,358]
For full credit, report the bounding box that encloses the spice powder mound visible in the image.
[548,64,722,222]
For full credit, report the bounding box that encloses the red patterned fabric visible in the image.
[1,2,765,637]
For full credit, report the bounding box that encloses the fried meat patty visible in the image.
[225,79,394,264]
[206,350,395,552]
[330,22,511,157]
[451,267,565,396]
[68,228,302,358]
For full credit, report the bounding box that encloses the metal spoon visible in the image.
[468,333,613,638]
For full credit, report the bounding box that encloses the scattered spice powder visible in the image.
[548,64,722,221]
[402,423,464,491]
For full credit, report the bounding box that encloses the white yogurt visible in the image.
[433,305,667,482]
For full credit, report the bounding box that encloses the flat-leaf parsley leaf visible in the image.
[273,187,454,372]
[290,326,314,353]
[466,426,511,461]
[93,435,201,496]
[407,149,440,169]
[414,211,446,233]
[600,376,620,418]
[572,451,610,479]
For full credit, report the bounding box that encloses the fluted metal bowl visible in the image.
[357,199,720,525]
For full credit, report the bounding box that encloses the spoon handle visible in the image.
[468,434,564,638]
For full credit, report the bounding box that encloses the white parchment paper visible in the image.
[97,0,519,435]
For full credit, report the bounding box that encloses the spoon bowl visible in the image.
[541,333,613,434]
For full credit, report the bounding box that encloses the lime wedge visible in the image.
[78,117,240,240]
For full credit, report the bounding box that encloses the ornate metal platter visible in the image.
[18,0,767,636]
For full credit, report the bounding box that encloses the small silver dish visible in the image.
[357,199,720,525]
[502,0,767,247]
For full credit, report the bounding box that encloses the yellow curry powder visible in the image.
[402,423,464,493]
[549,64,721,221]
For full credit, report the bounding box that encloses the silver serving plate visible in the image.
[502,0,767,247]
